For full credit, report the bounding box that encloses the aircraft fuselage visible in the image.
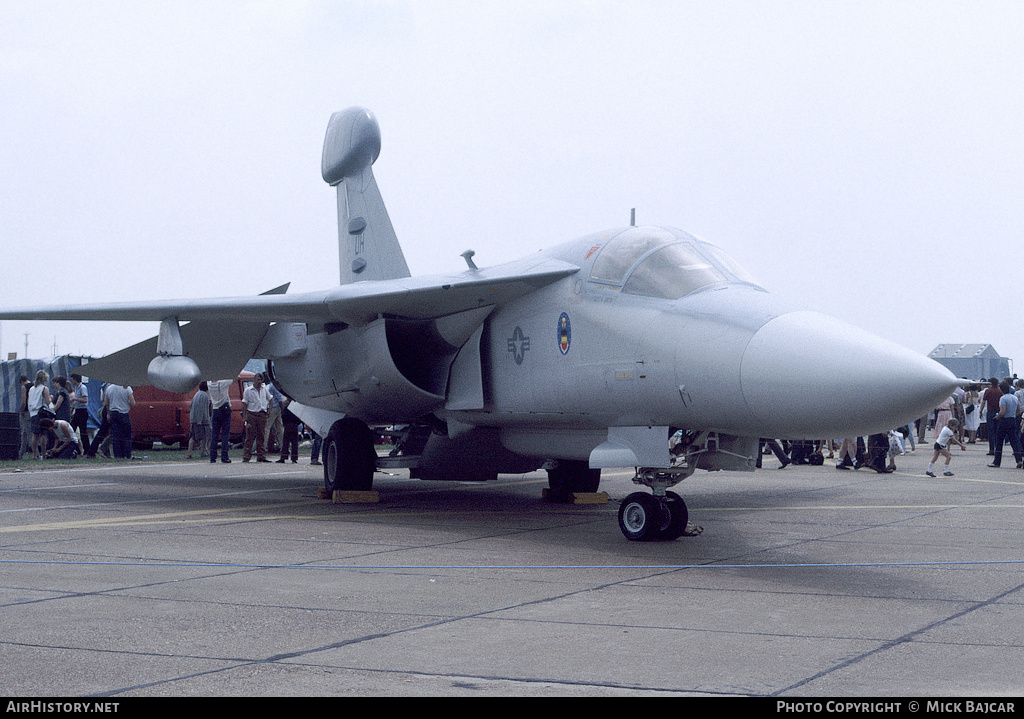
[271,223,957,469]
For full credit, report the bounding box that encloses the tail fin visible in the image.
[322,107,411,285]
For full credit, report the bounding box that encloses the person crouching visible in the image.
[38,417,82,459]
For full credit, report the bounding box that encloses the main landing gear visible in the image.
[617,466,696,541]
[323,417,377,493]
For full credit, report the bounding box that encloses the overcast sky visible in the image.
[2,1,1022,375]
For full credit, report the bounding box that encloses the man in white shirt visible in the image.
[264,379,285,453]
[69,373,91,448]
[242,373,271,462]
[208,379,234,463]
[103,384,135,459]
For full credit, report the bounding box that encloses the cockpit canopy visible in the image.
[588,226,762,299]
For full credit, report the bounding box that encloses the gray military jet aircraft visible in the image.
[1,107,959,540]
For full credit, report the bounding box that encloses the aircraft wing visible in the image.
[0,256,578,389]
[0,257,578,326]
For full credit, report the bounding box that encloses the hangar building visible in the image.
[928,344,1011,381]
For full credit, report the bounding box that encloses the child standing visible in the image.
[927,418,967,477]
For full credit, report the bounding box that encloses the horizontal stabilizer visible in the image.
[78,320,271,388]
[75,284,289,388]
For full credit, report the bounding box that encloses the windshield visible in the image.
[696,241,761,287]
[588,227,758,299]
[589,229,671,284]
[621,243,727,299]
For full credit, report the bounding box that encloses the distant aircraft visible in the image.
[0,107,959,540]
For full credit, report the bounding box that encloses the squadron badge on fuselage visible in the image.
[558,313,571,355]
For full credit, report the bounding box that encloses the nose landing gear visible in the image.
[617,465,698,541]
[618,490,689,541]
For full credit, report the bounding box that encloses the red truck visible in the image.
[129,372,255,449]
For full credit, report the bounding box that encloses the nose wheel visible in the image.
[618,491,689,541]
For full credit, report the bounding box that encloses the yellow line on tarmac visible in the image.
[0,500,325,534]
[875,470,1024,486]
[702,503,1024,512]
[955,476,1024,486]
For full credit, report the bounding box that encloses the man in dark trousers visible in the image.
[208,379,234,463]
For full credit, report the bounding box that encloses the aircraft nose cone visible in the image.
[740,311,960,438]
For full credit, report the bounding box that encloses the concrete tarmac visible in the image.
[2,440,1024,697]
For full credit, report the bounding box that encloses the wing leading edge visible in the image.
[0,257,578,327]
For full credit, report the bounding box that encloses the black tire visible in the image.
[546,459,601,502]
[618,492,663,541]
[324,418,377,493]
[654,491,689,541]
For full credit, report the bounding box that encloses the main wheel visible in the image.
[654,491,689,541]
[324,418,377,493]
[618,492,664,541]
[546,459,601,502]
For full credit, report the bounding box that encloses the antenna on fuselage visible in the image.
[630,208,636,227]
